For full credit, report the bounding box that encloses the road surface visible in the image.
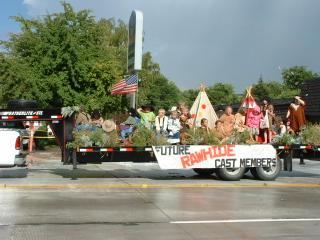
[0,151,320,239]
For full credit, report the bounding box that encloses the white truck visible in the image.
[0,121,28,167]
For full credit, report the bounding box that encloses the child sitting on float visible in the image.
[167,107,181,144]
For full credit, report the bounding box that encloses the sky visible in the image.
[1,0,320,92]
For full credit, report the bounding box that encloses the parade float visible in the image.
[2,85,320,181]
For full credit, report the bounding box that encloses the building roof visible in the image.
[301,78,320,117]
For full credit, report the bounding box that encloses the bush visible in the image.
[131,126,168,147]
[272,133,296,145]
[203,131,221,145]
[183,128,204,145]
[61,106,80,118]
[301,124,320,146]
[184,128,221,145]
[224,129,252,145]
[67,128,119,149]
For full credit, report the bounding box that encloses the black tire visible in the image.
[216,167,245,181]
[250,158,282,181]
[193,168,215,176]
[7,99,38,109]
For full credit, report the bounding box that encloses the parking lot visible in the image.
[0,149,320,239]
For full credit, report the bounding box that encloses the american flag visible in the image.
[111,74,138,95]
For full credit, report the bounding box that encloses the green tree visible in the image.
[252,76,300,101]
[181,83,239,108]
[0,2,128,113]
[282,66,318,90]
[251,76,268,101]
[207,83,239,105]
[181,89,198,107]
[138,52,181,110]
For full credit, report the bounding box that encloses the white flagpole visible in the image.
[135,72,139,109]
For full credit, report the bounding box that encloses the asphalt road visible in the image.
[1,153,320,240]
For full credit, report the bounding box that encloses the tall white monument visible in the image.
[128,10,143,108]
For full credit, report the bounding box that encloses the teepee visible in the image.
[241,86,257,109]
[240,86,260,126]
[190,85,218,129]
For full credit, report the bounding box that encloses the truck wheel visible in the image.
[250,158,282,181]
[216,167,245,181]
[193,168,215,176]
[7,100,38,109]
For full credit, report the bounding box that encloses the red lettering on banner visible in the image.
[181,155,191,168]
[180,145,236,168]
[195,151,205,162]
[211,146,218,157]
[227,145,235,156]
[217,145,226,156]
[203,147,212,159]
[190,153,198,165]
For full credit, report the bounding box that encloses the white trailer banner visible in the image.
[152,145,277,169]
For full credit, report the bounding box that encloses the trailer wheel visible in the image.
[250,158,282,181]
[7,99,39,109]
[216,167,245,181]
[193,168,215,177]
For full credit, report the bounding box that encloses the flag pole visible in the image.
[135,71,139,109]
[127,72,139,109]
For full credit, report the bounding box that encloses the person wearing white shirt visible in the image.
[155,109,168,136]
[167,109,181,144]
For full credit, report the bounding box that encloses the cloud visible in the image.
[21,0,320,92]
[23,0,62,16]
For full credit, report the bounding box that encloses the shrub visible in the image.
[272,133,296,145]
[224,129,251,145]
[301,124,320,146]
[67,128,119,149]
[61,106,80,118]
[183,128,221,145]
[183,128,204,145]
[131,126,168,147]
[203,131,221,145]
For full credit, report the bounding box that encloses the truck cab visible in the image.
[0,121,27,167]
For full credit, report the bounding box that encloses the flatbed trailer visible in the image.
[0,108,74,164]
[0,108,318,180]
